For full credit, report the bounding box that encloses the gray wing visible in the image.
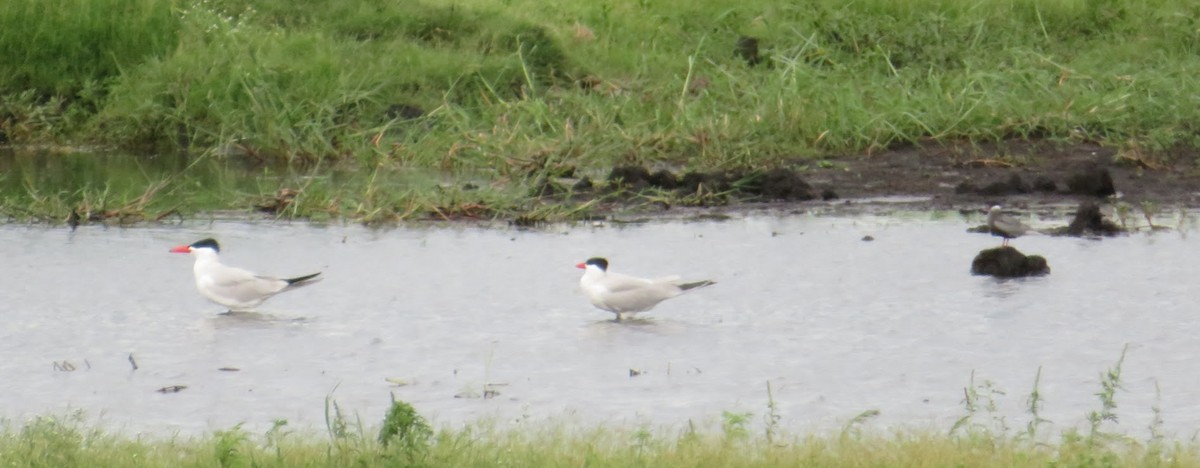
[992,214,1030,237]
[597,283,683,313]
[599,272,660,292]
[205,265,289,301]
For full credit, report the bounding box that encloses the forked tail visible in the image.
[284,272,322,287]
[679,280,716,291]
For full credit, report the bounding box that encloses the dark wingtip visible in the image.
[679,280,716,291]
[285,272,321,285]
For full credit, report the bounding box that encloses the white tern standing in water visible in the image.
[576,257,714,321]
[170,238,321,312]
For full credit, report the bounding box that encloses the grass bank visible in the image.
[2,0,1199,221]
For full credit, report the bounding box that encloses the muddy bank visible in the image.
[798,140,1200,208]
[543,140,1200,223]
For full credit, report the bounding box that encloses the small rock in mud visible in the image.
[954,181,980,195]
[861,235,875,241]
[971,246,1050,277]
[545,165,576,178]
[679,171,731,193]
[1061,201,1124,236]
[1066,166,1116,197]
[1032,176,1058,192]
[608,165,652,189]
[647,169,679,189]
[977,174,1030,196]
[255,188,299,214]
[531,177,564,197]
[741,168,816,201]
[384,103,425,120]
[572,176,594,192]
[735,36,763,66]
[821,188,839,200]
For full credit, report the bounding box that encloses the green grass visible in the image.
[2,0,1200,221]
[3,401,1198,467]
[2,352,1197,467]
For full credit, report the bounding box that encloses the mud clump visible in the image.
[981,174,1030,196]
[599,165,820,202]
[740,168,816,201]
[607,166,653,190]
[971,246,1050,277]
[1031,176,1058,192]
[679,171,733,193]
[384,103,425,120]
[1066,166,1116,197]
[735,36,763,66]
[956,173,1030,196]
[572,176,594,192]
[953,170,1094,197]
[1063,201,1124,236]
[647,169,678,189]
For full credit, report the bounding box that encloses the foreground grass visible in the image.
[4,410,1197,467]
[4,352,1196,467]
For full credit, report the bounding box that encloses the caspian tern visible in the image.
[170,238,321,312]
[987,205,1034,247]
[576,257,714,321]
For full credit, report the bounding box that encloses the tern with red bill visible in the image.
[170,238,321,312]
[576,257,714,321]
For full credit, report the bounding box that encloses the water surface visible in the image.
[0,211,1197,438]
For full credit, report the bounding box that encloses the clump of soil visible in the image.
[1060,201,1124,236]
[597,165,818,201]
[739,168,816,201]
[971,246,1050,277]
[955,168,1115,198]
[810,139,1199,205]
[1065,166,1116,197]
[735,36,763,66]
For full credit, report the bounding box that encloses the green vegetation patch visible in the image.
[3,0,1200,221]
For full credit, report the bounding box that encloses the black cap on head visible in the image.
[584,257,608,271]
[190,238,220,252]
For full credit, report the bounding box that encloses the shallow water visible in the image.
[1,210,1198,438]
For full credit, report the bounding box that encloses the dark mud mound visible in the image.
[954,167,1115,198]
[1066,166,1116,197]
[603,165,818,201]
[735,36,763,66]
[971,246,1050,277]
[956,173,1059,196]
[607,166,654,190]
[679,171,734,193]
[739,168,816,201]
[956,173,1031,196]
[1061,201,1124,236]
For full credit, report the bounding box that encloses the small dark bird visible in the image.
[986,205,1033,247]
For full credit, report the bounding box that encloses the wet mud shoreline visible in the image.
[573,140,1200,223]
